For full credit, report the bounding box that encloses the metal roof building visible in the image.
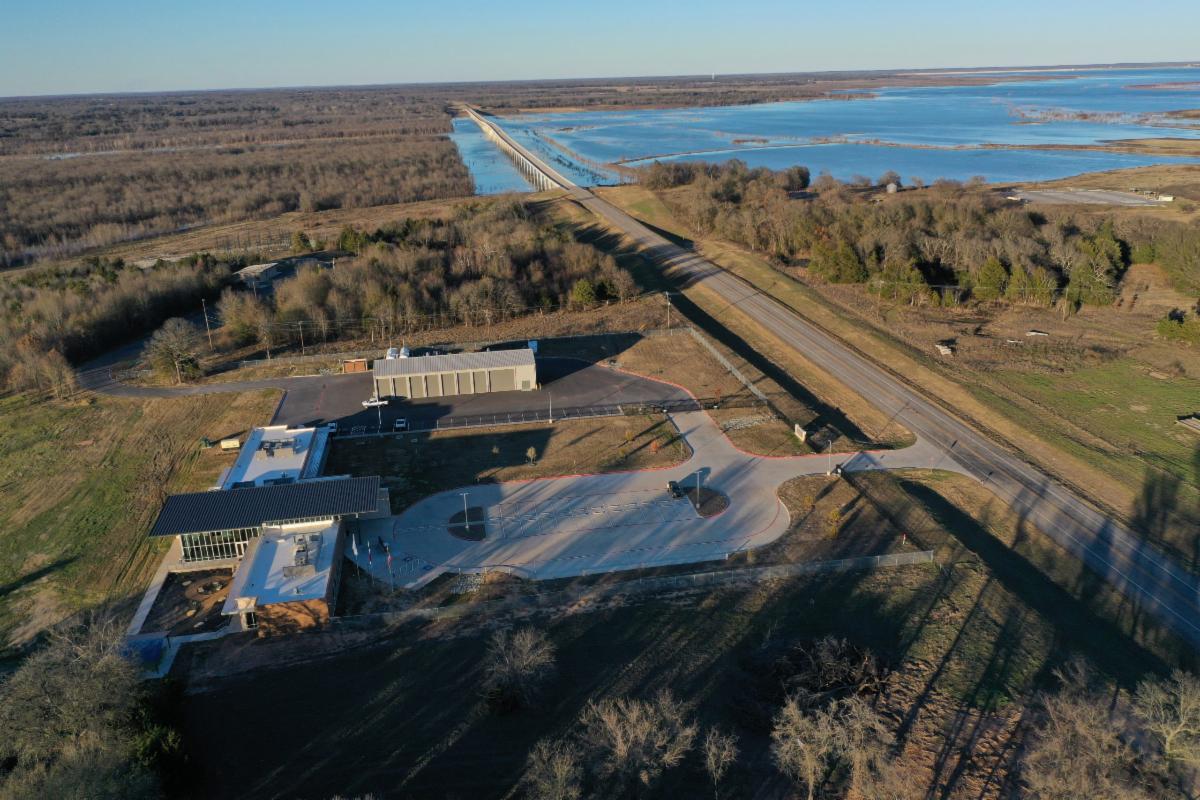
[149,476,381,564]
[373,348,537,400]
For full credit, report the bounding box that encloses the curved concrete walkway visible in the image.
[350,408,952,588]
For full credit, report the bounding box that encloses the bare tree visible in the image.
[521,739,582,800]
[703,727,738,798]
[1134,669,1200,766]
[772,696,837,800]
[0,616,141,766]
[0,738,157,800]
[145,317,203,383]
[481,627,556,711]
[580,690,697,790]
[772,694,907,800]
[1022,659,1164,800]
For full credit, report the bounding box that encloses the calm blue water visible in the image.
[448,117,532,194]
[485,67,1200,186]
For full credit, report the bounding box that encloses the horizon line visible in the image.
[2,59,1197,102]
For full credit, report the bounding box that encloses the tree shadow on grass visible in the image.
[0,557,76,599]
[897,479,1168,686]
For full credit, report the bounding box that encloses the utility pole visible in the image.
[298,320,305,355]
[201,298,214,350]
[664,291,672,330]
[827,440,833,476]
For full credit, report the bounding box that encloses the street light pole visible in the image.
[201,298,214,350]
[827,440,833,476]
[549,392,553,423]
[664,291,672,330]
[460,492,471,533]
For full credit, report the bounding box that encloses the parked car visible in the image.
[393,418,409,432]
[667,480,683,499]
[362,396,388,408]
[326,421,338,433]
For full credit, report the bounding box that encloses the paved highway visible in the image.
[466,109,1200,648]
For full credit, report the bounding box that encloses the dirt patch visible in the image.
[447,507,487,540]
[687,487,729,517]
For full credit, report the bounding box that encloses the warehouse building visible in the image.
[372,348,537,400]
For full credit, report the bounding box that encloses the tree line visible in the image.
[639,160,1200,309]
[0,88,473,267]
[0,253,230,394]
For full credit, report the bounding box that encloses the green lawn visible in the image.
[976,361,1200,558]
[0,390,278,652]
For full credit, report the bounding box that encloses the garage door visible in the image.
[426,373,441,397]
[441,373,457,397]
[456,371,473,394]
[409,375,425,399]
[472,370,488,392]
[489,368,515,392]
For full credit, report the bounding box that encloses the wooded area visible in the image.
[217,199,638,353]
[0,88,473,267]
[641,160,1200,305]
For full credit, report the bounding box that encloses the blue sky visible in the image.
[2,0,1198,96]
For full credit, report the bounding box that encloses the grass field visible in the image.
[176,468,1188,800]
[596,183,1200,556]
[0,389,279,652]
[324,414,690,513]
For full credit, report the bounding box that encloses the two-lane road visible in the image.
[466,108,1200,647]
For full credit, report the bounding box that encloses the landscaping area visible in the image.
[0,389,279,653]
[323,413,690,513]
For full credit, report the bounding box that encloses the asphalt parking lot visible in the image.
[277,357,690,431]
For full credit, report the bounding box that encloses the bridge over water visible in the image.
[458,106,580,194]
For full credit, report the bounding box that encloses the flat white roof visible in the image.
[373,347,535,378]
[220,425,330,489]
[222,520,341,612]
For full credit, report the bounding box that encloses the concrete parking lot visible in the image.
[349,410,951,585]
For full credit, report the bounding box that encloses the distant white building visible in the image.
[234,262,279,290]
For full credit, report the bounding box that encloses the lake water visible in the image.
[460,67,1200,190]
[448,117,531,194]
